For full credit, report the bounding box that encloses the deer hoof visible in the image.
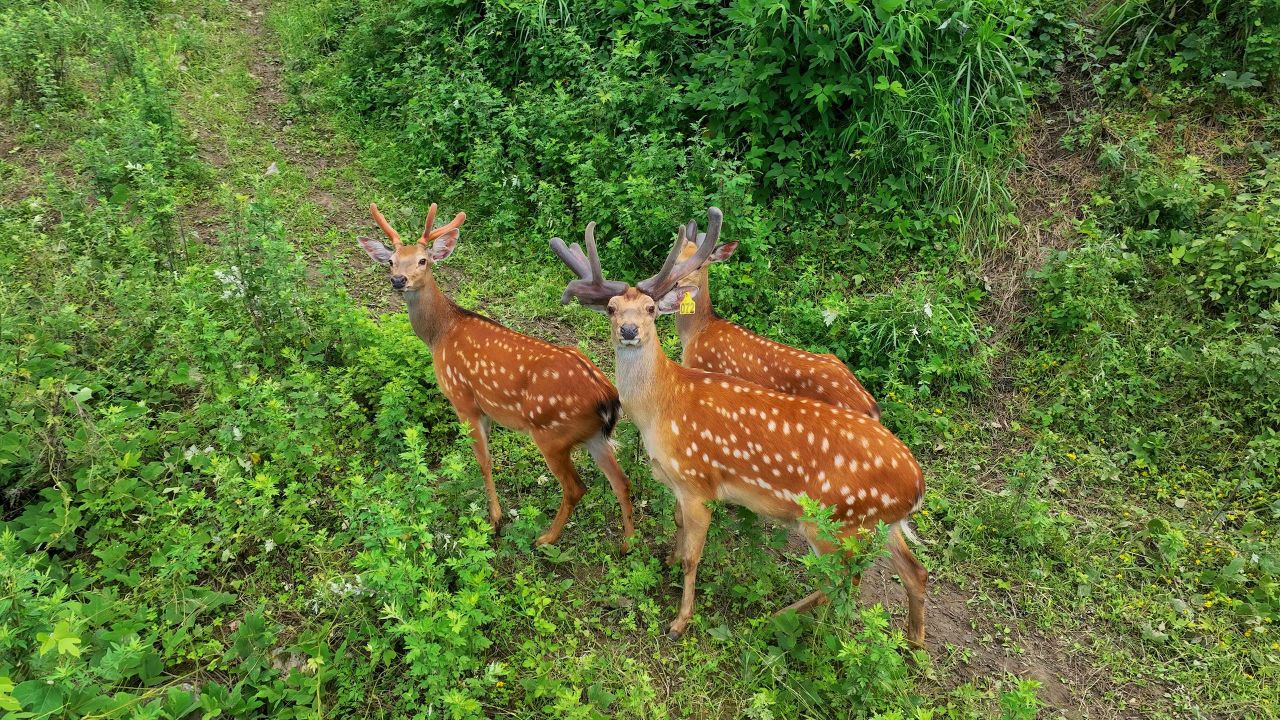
[665,622,687,641]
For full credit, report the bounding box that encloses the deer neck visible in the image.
[614,333,679,426]
[674,272,713,348]
[403,273,457,349]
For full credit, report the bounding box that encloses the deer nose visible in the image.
[390,275,407,289]
[619,324,639,341]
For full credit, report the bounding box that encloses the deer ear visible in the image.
[656,285,698,315]
[709,241,738,263]
[358,236,394,263]
[426,228,458,261]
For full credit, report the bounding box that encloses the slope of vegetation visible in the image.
[1,0,1277,717]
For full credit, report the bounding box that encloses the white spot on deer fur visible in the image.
[834,454,845,469]
[782,422,790,435]
[671,420,679,434]
[767,420,776,432]
[881,494,894,507]
[762,454,771,465]
[875,456,884,468]
[821,480,831,492]
[807,432,815,445]
[861,437,870,449]
[858,488,867,499]
[821,437,829,452]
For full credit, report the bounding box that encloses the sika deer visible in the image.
[650,218,880,419]
[550,210,927,645]
[359,202,634,550]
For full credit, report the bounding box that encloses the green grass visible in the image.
[1,0,1277,718]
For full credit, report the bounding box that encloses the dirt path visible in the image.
[176,0,394,308]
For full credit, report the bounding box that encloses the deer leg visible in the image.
[532,435,587,547]
[647,462,685,567]
[586,434,634,553]
[776,520,852,616]
[667,498,711,639]
[888,523,928,649]
[460,410,502,531]
[666,496,685,568]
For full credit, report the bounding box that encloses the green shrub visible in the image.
[1098,0,1280,93]
[0,3,77,108]
[1172,157,1280,315]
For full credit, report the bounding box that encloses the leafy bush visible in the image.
[0,3,77,108]
[1099,0,1280,93]
[686,0,1031,218]
[1172,156,1280,315]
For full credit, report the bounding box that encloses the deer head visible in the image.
[358,202,466,291]
[552,208,724,347]
[667,217,738,313]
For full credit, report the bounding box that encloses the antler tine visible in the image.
[663,207,721,283]
[549,236,591,280]
[548,222,629,307]
[636,225,688,296]
[639,207,722,297]
[418,203,439,243]
[369,202,403,247]
[584,222,606,285]
[427,211,467,241]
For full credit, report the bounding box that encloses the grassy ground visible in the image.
[1,0,1277,718]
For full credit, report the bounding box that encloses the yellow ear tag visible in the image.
[678,291,696,315]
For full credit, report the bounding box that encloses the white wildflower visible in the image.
[264,539,276,553]
[821,308,839,327]
[922,301,933,319]
[213,266,246,299]
[232,426,243,441]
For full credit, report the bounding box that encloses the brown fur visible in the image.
[360,205,634,549]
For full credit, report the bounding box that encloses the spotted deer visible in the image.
[358,202,634,550]
[550,209,927,645]
[655,217,880,419]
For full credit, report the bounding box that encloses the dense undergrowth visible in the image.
[2,0,1278,717]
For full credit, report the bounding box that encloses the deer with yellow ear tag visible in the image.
[550,208,928,644]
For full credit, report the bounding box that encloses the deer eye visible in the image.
[418,258,427,266]
[606,306,616,316]
[647,305,656,315]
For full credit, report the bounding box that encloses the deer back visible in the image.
[435,311,618,435]
[684,319,881,420]
[645,365,921,527]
